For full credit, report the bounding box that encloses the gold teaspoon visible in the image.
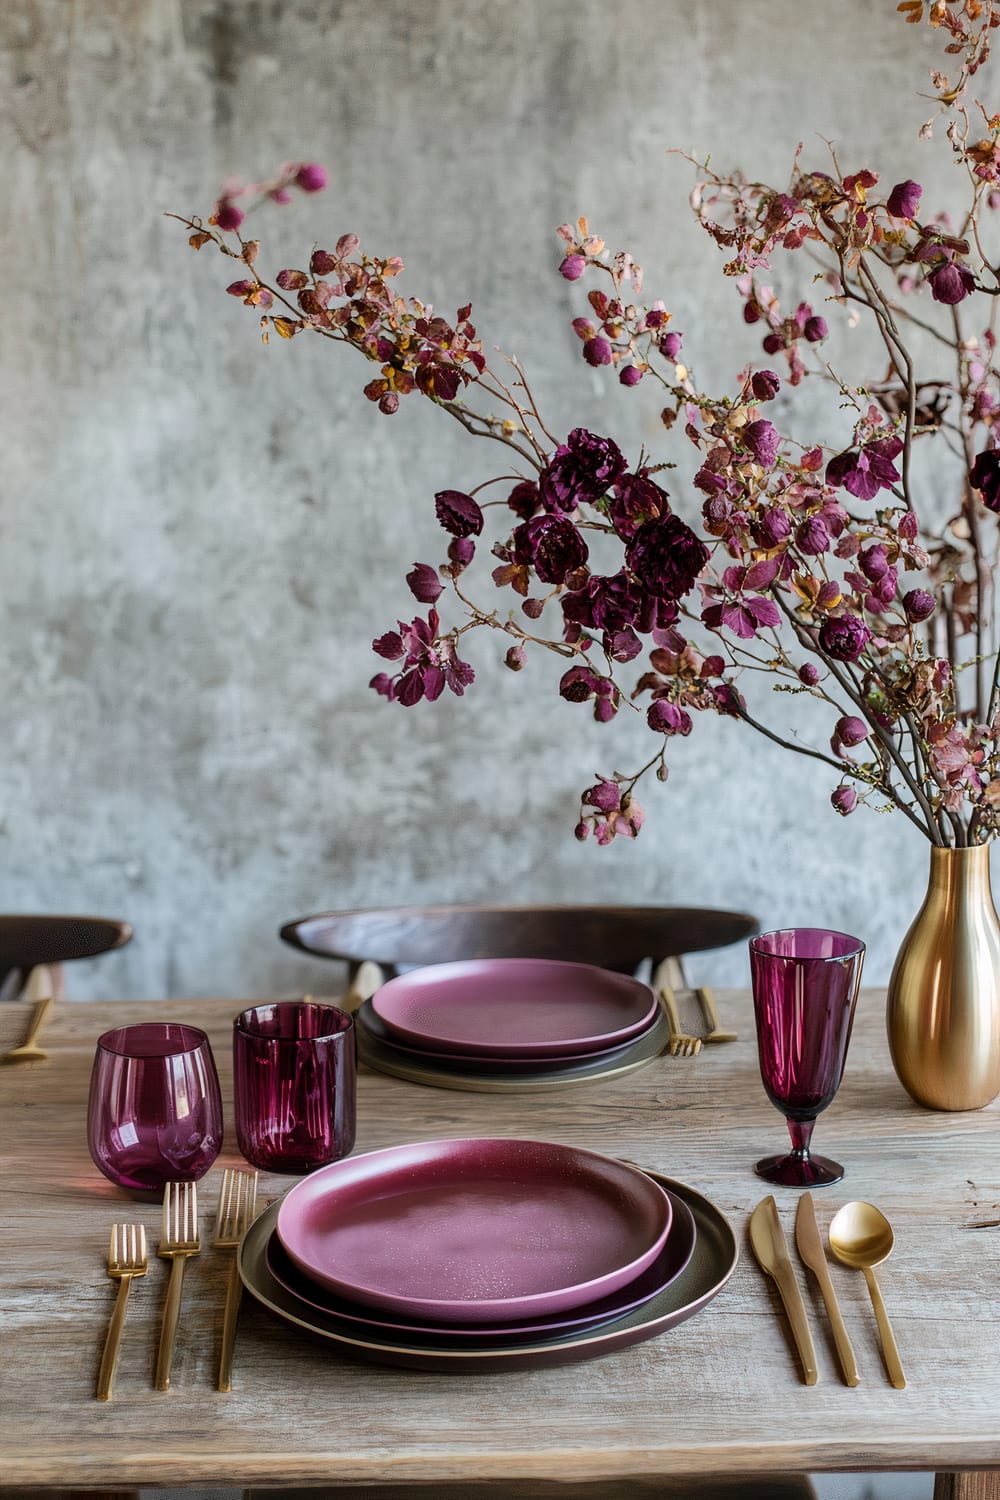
[829,1201,906,1389]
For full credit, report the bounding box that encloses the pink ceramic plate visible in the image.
[265,1189,696,1338]
[275,1137,673,1323]
[371,958,657,1057]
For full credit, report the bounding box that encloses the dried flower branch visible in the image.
[173,4,1000,845]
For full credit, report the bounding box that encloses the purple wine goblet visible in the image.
[749,927,865,1188]
[87,1023,224,1196]
[233,1001,356,1174]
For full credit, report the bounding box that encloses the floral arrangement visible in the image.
[173,2,1000,848]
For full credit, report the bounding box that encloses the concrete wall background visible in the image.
[0,0,983,1001]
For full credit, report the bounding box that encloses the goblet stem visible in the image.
[787,1118,816,1162]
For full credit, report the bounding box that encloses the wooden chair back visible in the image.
[0,914,132,997]
[280,904,758,979]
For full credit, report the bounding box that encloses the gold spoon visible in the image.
[1,995,54,1065]
[829,1201,906,1389]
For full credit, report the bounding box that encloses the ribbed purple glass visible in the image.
[233,1002,356,1174]
[87,1023,224,1196]
[749,927,865,1188]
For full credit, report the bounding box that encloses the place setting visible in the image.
[83,979,741,1386]
[352,956,674,1091]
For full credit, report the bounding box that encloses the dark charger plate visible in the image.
[354,998,671,1091]
[238,1171,738,1373]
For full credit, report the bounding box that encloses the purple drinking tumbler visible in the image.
[233,1001,356,1174]
[749,927,865,1188]
[87,1022,224,1196]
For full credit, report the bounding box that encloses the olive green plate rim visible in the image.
[354,1003,671,1092]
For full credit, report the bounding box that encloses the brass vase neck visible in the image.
[927,844,993,900]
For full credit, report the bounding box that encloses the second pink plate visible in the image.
[371,958,657,1057]
[275,1137,673,1323]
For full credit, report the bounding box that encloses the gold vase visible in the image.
[886,844,1000,1111]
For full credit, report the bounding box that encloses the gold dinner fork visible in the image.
[155,1180,201,1391]
[694,985,739,1043]
[658,983,703,1057]
[213,1166,259,1392]
[97,1223,148,1401]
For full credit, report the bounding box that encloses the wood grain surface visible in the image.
[2,991,999,1491]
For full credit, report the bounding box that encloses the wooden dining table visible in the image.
[2,989,999,1500]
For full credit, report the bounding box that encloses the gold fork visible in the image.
[213,1166,259,1392]
[155,1180,201,1391]
[97,1223,148,1401]
[658,983,702,1057]
[694,985,739,1043]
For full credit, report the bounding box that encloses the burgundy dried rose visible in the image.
[836,716,869,747]
[514,515,589,585]
[831,785,858,816]
[859,544,890,581]
[505,645,527,671]
[608,472,667,540]
[798,662,820,686]
[803,316,828,343]
[761,332,784,355]
[903,588,936,622]
[540,429,627,513]
[742,419,780,468]
[929,260,976,305]
[970,448,1000,512]
[887,179,922,219]
[659,331,683,359]
[562,571,641,636]
[619,365,644,386]
[819,613,872,662]
[751,369,781,402]
[559,254,587,280]
[559,665,600,702]
[646,699,693,736]
[434,489,484,537]
[214,199,244,232]
[406,563,443,603]
[294,163,328,193]
[625,515,710,600]
[584,778,624,814]
[754,507,792,549]
[583,336,613,367]
[796,516,831,555]
[448,536,476,569]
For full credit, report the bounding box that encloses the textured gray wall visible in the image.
[0,0,978,999]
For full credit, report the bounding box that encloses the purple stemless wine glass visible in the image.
[233,1001,356,1174]
[749,927,865,1188]
[88,1023,224,1196]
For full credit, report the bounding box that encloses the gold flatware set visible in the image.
[750,1193,905,1389]
[96,1166,259,1401]
[652,962,738,1057]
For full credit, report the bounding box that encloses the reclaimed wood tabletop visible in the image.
[1,990,999,1497]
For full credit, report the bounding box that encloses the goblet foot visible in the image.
[754,1151,844,1187]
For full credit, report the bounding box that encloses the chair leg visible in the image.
[935,1474,1000,1500]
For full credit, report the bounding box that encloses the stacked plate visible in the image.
[238,1138,739,1372]
[354,958,670,1091]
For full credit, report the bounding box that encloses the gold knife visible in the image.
[749,1195,819,1385]
[794,1194,860,1387]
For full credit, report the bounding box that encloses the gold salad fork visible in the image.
[155,1180,201,1391]
[213,1166,259,1392]
[97,1223,148,1401]
[658,983,703,1057]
